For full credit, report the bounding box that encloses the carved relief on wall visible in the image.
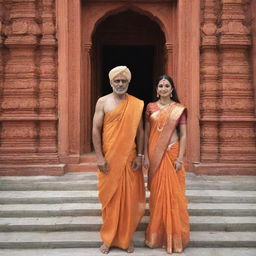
[0,0,4,119]
[200,122,219,162]
[0,0,58,159]
[219,122,256,162]
[200,0,256,164]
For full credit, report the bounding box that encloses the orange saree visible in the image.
[97,94,145,249]
[145,103,190,253]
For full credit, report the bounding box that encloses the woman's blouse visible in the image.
[145,102,187,125]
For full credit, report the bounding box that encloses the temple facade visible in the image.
[0,0,255,175]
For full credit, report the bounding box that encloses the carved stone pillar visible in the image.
[196,0,256,174]
[165,43,174,77]
[38,0,57,153]
[1,0,40,153]
[200,0,219,162]
[0,0,63,175]
[0,0,4,119]
[249,0,256,114]
[218,0,256,166]
[83,44,92,153]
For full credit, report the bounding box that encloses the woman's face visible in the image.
[157,79,173,98]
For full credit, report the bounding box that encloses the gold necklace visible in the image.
[157,102,175,132]
[159,101,171,106]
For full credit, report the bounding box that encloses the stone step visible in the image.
[0,172,256,191]
[1,190,256,204]
[1,203,256,217]
[1,180,256,191]
[0,248,256,256]
[0,231,255,249]
[1,216,256,232]
[1,173,256,191]
[1,173,255,183]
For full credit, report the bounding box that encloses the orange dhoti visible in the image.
[145,103,190,253]
[97,94,145,249]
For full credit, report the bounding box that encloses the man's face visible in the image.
[110,74,129,95]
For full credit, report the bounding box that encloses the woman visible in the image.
[144,75,190,254]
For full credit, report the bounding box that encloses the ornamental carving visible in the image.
[220,98,254,112]
[219,126,255,140]
[2,98,38,110]
[0,0,58,158]
[202,23,217,36]
[6,20,40,35]
[39,121,57,137]
[201,124,218,139]
[1,122,37,138]
[200,0,256,166]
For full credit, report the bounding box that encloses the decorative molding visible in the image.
[0,0,58,162]
[200,0,256,166]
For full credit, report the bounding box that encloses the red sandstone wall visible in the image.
[200,0,256,172]
[0,0,59,173]
[0,0,255,175]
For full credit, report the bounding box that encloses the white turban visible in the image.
[108,66,131,82]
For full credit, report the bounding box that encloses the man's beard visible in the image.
[112,86,128,95]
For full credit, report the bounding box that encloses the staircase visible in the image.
[0,172,256,256]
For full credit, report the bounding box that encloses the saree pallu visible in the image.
[97,94,145,249]
[145,103,190,253]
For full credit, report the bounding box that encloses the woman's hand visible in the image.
[147,172,151,191]
[143,156,150,170]
[174,159,182,171]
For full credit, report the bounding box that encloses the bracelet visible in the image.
[137,154,144,157]
[175,159,183,164]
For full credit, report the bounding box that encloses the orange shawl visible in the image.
[97,94,145,249]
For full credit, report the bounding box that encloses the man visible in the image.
[92,66,145,254]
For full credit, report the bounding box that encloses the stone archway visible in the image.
[57,0,200,172]
[81,2,178,155]
[91,10,166,117]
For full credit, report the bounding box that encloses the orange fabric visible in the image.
[145,104,190,253]
[97,94,145,249]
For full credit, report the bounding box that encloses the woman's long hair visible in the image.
[156,75,180,103]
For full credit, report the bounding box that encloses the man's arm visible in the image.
[143,118,150,170]
[92,98,108,173]
[131,118,144,171]
[136,118,144,155]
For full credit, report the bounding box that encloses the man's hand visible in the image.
[97,159,108,174]
[131,156,142,171]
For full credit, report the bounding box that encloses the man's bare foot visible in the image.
[100,243,110,254]
[127,242,134,253]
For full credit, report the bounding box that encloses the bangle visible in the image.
[137,154,144,157]
[176,159,183,164]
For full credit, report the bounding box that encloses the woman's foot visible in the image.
[100,243,110,254]
[166,248,172,254]
[127,242,134,253]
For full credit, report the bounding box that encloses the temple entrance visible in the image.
[59,1,201,171]
[91,10,166,111]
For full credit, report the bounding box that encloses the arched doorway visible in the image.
[57,0,201,173]
[91,10,166,112]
